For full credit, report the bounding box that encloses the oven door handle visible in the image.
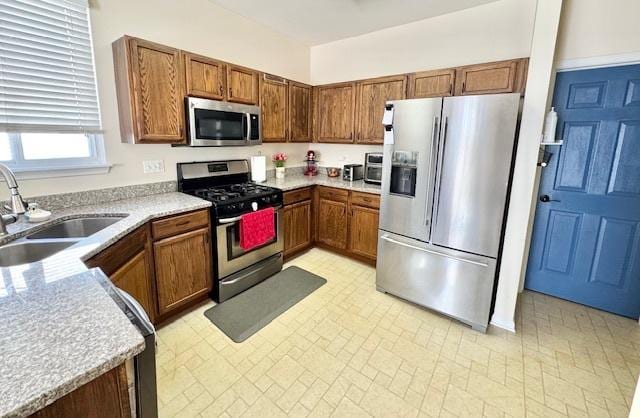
[219,215,242,224]
[218,206,282,224]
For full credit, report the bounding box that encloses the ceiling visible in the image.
[208,0,500,45]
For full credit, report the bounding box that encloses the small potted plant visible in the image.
[273,152,288,179]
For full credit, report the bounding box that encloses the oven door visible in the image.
[187,97,261,146]
[216,208,284,278]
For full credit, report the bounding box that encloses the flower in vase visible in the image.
[272,152,288,168]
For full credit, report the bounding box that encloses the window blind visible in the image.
[0,0,102,133]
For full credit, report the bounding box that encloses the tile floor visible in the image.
[156,248,640,417]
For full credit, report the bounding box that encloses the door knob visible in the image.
[539,195,560,203]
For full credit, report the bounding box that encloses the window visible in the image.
[0,0,108,174]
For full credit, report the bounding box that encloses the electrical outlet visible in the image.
[142,160,164,174]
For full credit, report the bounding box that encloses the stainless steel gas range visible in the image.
[177,160,283,302]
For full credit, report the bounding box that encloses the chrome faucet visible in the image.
[0,163,26,236]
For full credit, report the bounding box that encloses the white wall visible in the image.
[556,0,640,62]
[491,0,563,332]
[4,0,311,200]
[310,0,537,85]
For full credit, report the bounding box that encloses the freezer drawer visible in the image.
[376,231,496,332]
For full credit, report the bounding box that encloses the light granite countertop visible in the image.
[0,192,211,418]
[262,175,381,194]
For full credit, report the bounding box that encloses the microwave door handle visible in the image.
[245,113,251,143]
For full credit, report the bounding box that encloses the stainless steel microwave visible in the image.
[186,97,261,146]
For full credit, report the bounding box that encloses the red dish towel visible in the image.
[239,207,276,251]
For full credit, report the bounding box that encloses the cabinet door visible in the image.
[227,64,259,105]
[316,82,356,143]
[348,205,380,260]
[154,227,212,315]
[128,38,185,143]
[184,52,225,100]
[110,249,156,321]
[284,200,311,256]
[260,74,288,142]
[32,365,130,418]
[455,59,523,95]
[289,82,312,142]
[356,76,406,144]
[408,69,455,98]
[317,197,348,249]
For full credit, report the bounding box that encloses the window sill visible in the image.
[9,164,112,180]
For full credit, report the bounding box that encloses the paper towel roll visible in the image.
[251,155,266,183]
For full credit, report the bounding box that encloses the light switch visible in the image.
[143,160,164,174]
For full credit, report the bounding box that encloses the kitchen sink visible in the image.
[26,216,125,240]
[0,240,79,267]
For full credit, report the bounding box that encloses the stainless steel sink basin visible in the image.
[0,240,78,267]
[26,216,125,240]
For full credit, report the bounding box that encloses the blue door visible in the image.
[525,64,640,318]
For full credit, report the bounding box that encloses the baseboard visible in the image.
[489,315,516,333]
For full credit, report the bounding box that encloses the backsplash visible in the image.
[5,167,310,212]
[12,181,178,211]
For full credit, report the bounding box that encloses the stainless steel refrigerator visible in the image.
[376,93,520,332]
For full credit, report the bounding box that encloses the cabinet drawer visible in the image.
[152,209,209,240]
[318,186,349,203]
[284,187,312,205]
[351,191,380,209]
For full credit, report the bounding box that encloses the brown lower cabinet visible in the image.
[85,209,212,324]
[283,200,312,257]
[31,364,131,418]
[283,186,379,264]
[316,194,349,249]
[154,227,212,315]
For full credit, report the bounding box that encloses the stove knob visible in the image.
[251,202,258,211]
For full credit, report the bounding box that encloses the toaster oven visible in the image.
[343,164,364,182]
[364,153,383,184]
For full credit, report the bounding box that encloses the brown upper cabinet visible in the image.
[355,75,406,144]
[260,74,288,142]
[113,36,185,144]
[227,64,259,105]
[184,52,226,100]
[113,36,528,146]
[408,69,455,98]
[454,58,527,96]
[315,82,357,143]
[288,82,313,142]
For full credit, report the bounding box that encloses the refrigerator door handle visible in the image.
[425,116,439,228]
[432,116,448,230]
[380,234,489,267]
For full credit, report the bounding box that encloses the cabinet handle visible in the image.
[219,85,223,95]
[175,220,190,227]
[461,81,466,94]
[230,88,233,97]
[449,83,453,95]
